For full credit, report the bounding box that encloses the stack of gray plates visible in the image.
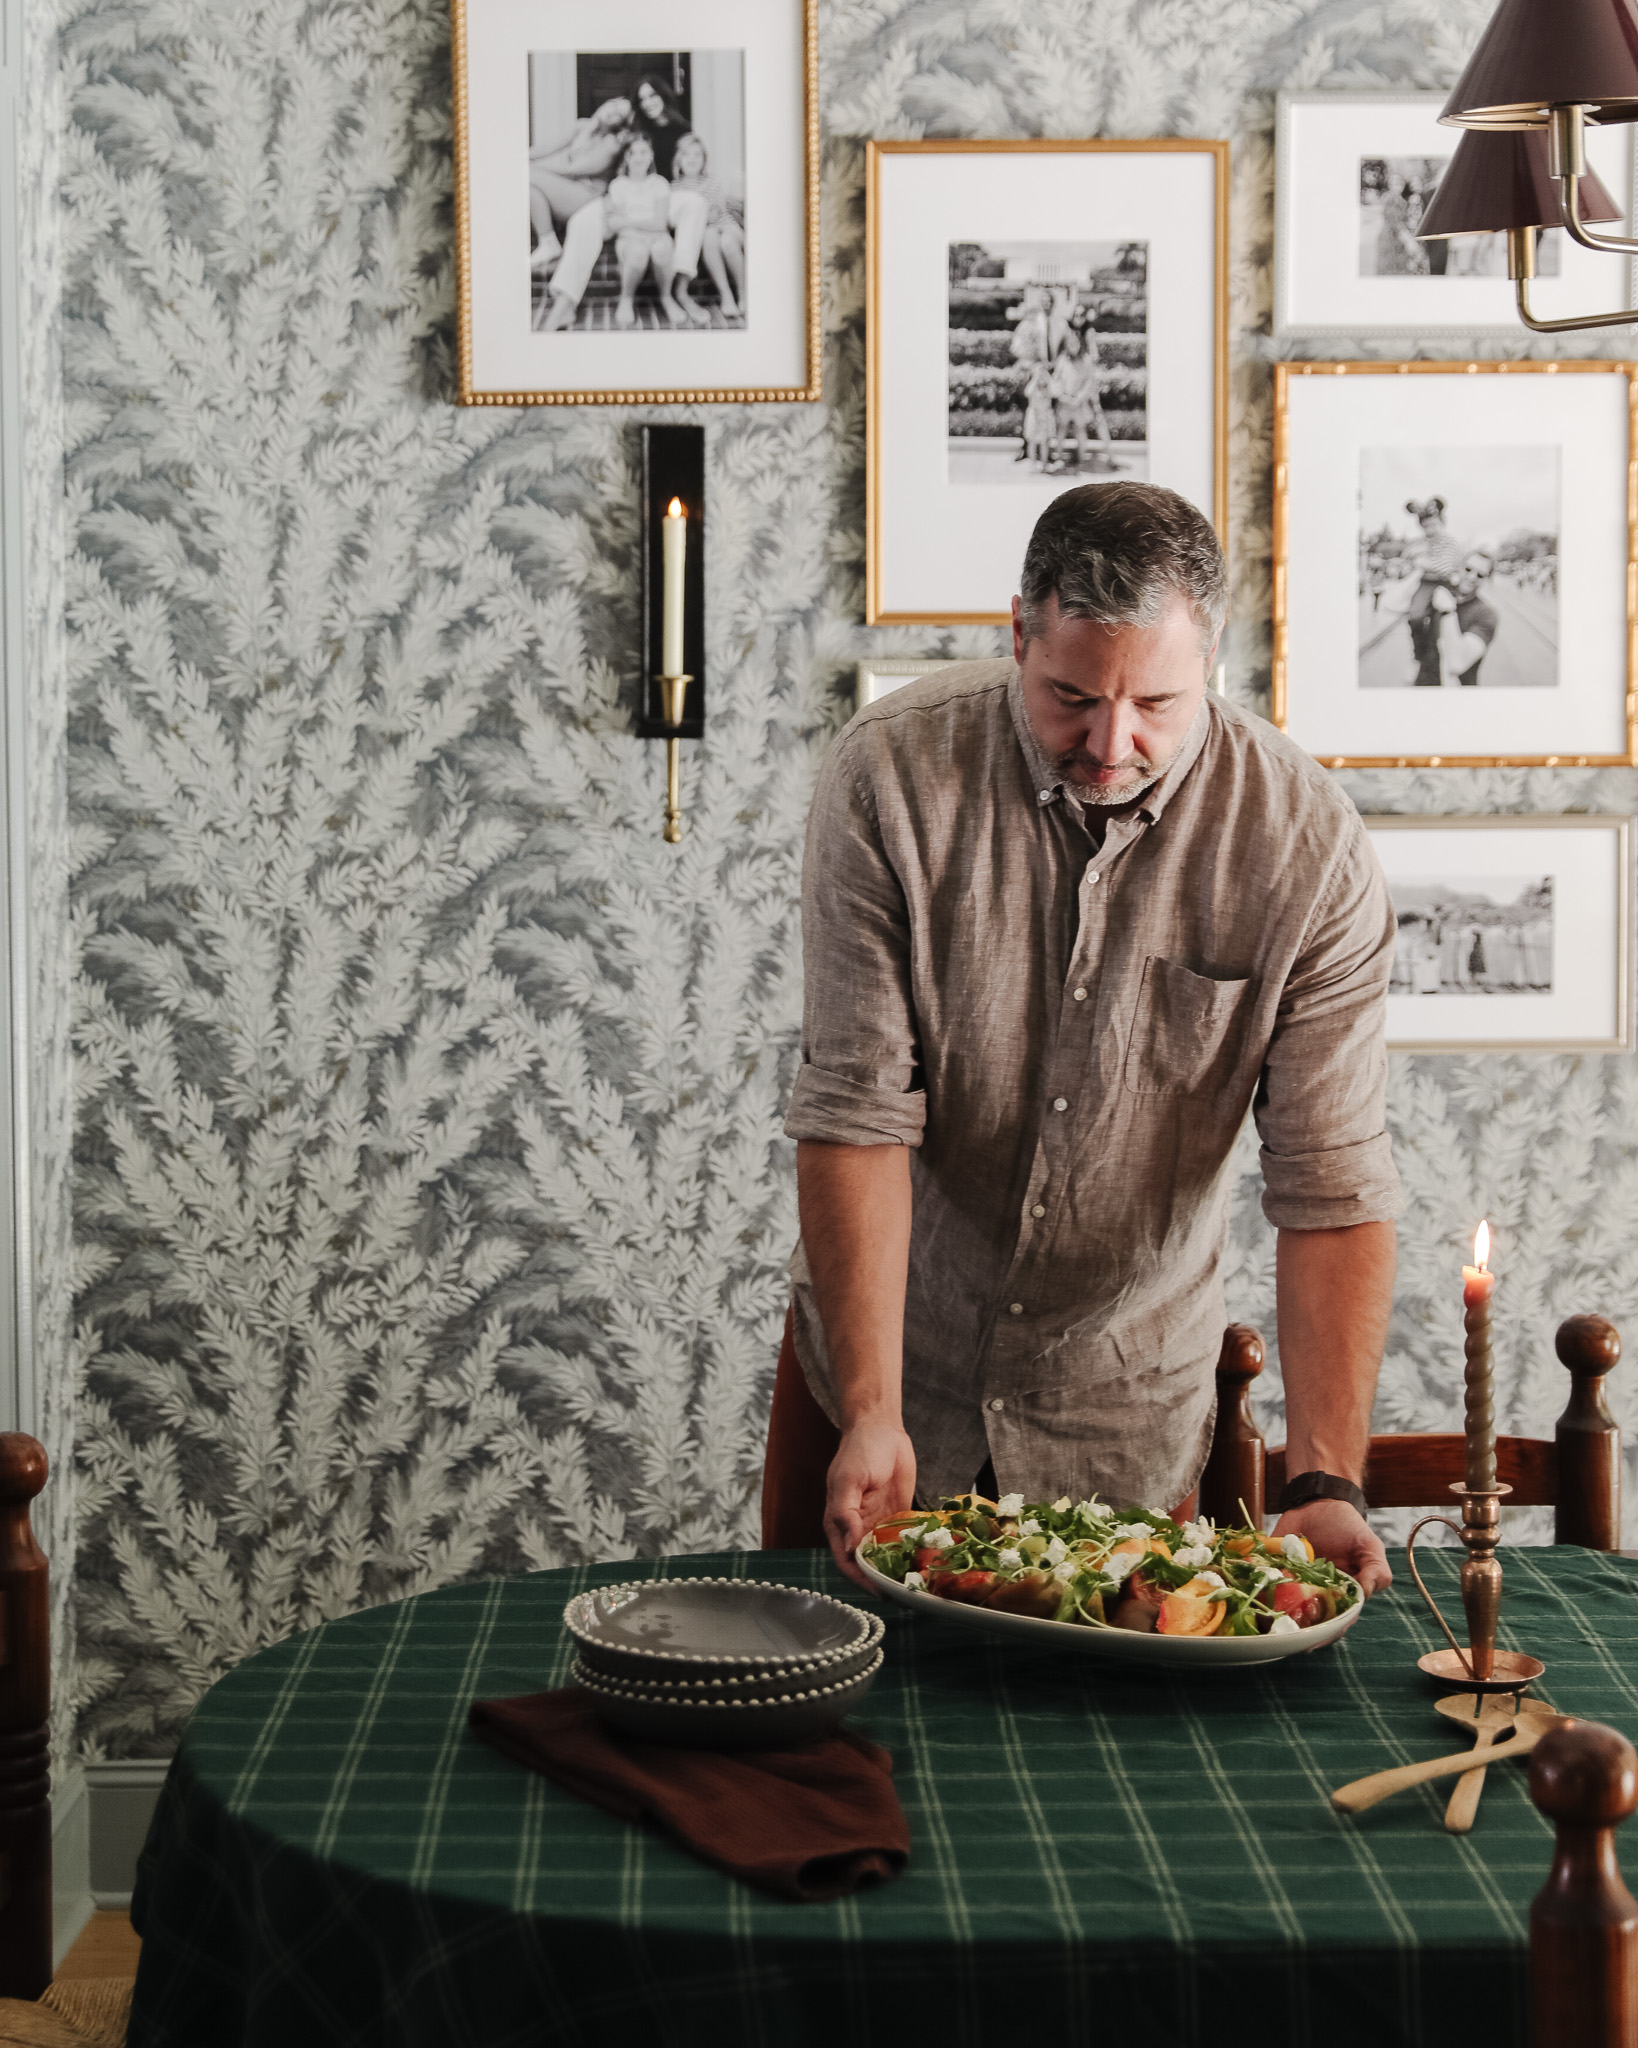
[563,1577,884,1749]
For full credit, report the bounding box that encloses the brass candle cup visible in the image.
[1405,1481,1547,1695]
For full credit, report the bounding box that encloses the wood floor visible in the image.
[57,1912,140,1981]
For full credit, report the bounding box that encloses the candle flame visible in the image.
[666,497,684,517]
[1473,1219,1490,1270]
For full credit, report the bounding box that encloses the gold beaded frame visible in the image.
[1273,360,1638,769]
[451,0,821,407]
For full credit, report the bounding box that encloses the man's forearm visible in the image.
[795,1140,911,1425]
[1275,1219,1397,1482]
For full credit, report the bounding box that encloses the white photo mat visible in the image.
[1275,93,1636,337]
[454,0,815,403]
[855,658,967,706]
[867,142,1225,625]
[1275,364,1636,767]
[1366,817,1632,1052]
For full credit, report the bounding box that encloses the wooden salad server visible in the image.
[1434,1692,1519,1833]
[1330,1702,1570,1814]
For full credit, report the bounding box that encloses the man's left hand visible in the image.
[1271,1498,1392,1597]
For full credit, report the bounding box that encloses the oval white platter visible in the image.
[856,1553,1366,1669]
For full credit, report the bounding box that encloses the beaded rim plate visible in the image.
[856,1554,1366,1668]
[563,1577,877,1671]
[575,1649,885,1749]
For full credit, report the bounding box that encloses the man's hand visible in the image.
[824,1418,917,1589]
[1272,1499,1392,1597]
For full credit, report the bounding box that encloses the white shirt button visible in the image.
[1053,1097,1068,1112]
[1037,789,1053,805]
[1073,987,1087,1001]
[1031,1203,1045,1218]
[1009,1302,1023,1315]
[1087,870,1101,884]
[989,1397,1006,1411]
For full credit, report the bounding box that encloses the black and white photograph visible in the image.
[1388,877,1554,996]
[946,240,1148,486]
[1357,445,1559,691]
[527,52,746,334]
[1366,817,1629,1051]
[1358,155,1560,278]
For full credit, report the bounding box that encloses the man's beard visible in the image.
[1053,745,1175,806]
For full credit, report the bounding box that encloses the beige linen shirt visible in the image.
[784,658,1402,1511]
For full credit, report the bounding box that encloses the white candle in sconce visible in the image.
[662,496,687,679]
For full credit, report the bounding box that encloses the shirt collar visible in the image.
[1007,667,1212,826]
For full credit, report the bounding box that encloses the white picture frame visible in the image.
[452,0,819,405]
[1274,92,1637,338]
[1365,816,1632,1053]
[854,658,968,707]
[866,140,1227,626]
[1273,361,1638,769]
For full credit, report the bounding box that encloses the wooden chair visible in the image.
[0,1430,50,1998]
[1199,1314,1622,1545]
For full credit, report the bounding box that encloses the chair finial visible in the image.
[1557,1315,1621,1379]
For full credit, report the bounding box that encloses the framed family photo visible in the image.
[1366,816,1632,1053]
[1274,93,1636,337]
[451,0,819,404]
[1273,362,1638,769]
[866,140,1228,625]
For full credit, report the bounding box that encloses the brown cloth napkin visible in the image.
[469,1687,909,1901]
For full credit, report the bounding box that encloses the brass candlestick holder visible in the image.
[657,673,691,844]
[1406,1482,1547,1695]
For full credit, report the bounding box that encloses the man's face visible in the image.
[1454,554,1489,599]
[1011,590,1213,804]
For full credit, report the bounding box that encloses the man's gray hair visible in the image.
[1018,482,1228,651]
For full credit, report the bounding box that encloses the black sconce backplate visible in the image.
[638,423,705,739]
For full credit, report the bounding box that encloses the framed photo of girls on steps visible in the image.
[451,0,819,405]
[865,139,1228,624]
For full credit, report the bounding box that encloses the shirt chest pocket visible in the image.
[1122,956,1259,1098]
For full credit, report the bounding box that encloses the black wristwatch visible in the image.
[1278,1470,1368,1518]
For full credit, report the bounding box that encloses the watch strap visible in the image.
[1278,1469,1368,1518]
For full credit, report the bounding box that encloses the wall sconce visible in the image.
[1422,0,1638,334]
[638,425,705,844]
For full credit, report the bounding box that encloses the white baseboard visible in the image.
[51,1767,91,1967]
[84,1760,170,1912]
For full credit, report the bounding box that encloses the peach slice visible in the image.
[1105,1535,1173,1569]
[1156,1575,1227,1637]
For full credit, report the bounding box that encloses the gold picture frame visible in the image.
[866,138,1230,627]
[1272,360,1638,769]
[451,0,821,406]
[1365,814,1633,1053]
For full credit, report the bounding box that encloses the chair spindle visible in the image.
[1198,1324,1265,1528]
[0,1431,50,1999]
[1530,1720,1638,2048]
[1554,1316,1622,1551]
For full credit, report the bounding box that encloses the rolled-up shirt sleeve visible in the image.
[1255,811,1404,1230]
[785,735,927,1147]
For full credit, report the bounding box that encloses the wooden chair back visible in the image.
[0,1430,50,1997]
[1198,1314,1622,1548]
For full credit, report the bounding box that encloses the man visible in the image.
[1430,551,1498,686]
[1403,497,1465,687]
[766,484,1401,1598]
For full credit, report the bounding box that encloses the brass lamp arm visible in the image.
[1561,173,1638,256]
[1548,104,1638,256]
[1509,224,1636,332]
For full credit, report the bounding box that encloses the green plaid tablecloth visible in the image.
[128,1546,1638,2048]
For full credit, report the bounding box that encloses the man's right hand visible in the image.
[823,1417,917,1589]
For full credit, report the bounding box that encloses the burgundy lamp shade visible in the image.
[1441,0,1638,128]
[1418,126,1623,237]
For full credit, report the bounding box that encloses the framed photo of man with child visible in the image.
[452,0,818,405]
[866,140,1227,625]
[1273,361,1638,769]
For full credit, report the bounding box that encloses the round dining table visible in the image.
[126,1543,1638,2047]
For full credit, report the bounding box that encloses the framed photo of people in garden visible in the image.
[1365,816,1632,1053]
[866,140,1227,625]
[1274,93,1636,337]
[1273,362,1638,769]
[451,0,818,405]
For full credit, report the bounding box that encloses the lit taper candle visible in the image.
[661,495,687,680]
[1462,1219,1497,1492]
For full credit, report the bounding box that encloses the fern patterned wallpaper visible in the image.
[44,0,1638,1756]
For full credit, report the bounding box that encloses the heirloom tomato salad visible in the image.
[860,1493,1361,1637]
